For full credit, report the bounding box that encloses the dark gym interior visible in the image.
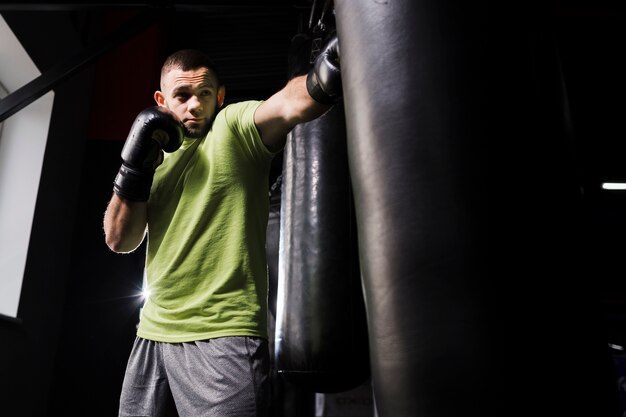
[1,1,626,416]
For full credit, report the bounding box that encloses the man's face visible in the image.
[155,67,224,139]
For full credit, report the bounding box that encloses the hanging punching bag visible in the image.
[267,175,316,417]
[334,1,490,416]
[274,33,369,394]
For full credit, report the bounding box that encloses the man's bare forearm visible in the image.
[103,193,148,253]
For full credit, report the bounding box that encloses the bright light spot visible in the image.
[140,268,149,302]
[602,183,626,190]
[609,343,624,351]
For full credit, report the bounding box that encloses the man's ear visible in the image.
[154,90,166,106]
[217,86,226,108]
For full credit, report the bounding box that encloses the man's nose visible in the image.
[188,95,203,114]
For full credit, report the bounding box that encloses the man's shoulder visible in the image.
[221,100,262,113]
[216,100,263,126]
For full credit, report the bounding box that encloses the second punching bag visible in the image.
[274,34,369,393]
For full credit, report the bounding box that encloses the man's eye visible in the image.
[175,93,190,100]
[200,90,212,97]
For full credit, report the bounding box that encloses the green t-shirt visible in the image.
[138,100,275,343]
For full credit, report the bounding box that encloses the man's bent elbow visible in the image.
[105,232,143,254]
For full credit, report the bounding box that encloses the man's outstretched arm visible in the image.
[254,35,341,151]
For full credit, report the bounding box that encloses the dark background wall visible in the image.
[490,4,626,416]
[0,11,98,417]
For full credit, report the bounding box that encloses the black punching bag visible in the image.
[275,96,369,392]
[267,176,316,417]
[334,1,490,416]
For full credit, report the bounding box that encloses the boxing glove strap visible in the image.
[306,70,337,105]
[113,164,154,202]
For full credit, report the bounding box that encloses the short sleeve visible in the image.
[221,100,277,163]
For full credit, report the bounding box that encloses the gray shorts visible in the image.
[118,336,269,417]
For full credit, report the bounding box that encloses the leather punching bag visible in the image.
[275,35,369,390]
[267,176,316,417]
[334,1,489,416]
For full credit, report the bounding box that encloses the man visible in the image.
[103,36,340,417]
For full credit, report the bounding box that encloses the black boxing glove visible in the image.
[306,35,342,105]
[113,106,184,201]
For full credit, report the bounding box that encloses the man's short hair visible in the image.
[160,49,221,88]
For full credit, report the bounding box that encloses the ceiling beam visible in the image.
[0,10,162,123]
[0,2,288,12]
